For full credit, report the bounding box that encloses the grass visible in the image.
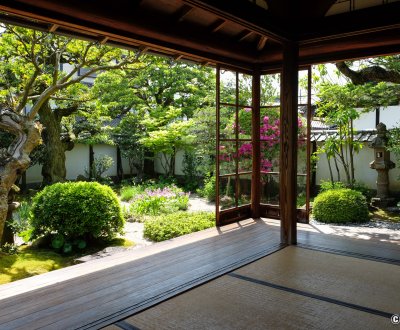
[0,238,134,285]
[370,208,400,222]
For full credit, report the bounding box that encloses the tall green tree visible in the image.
[0,24,140,242]
[0,24,142,185]
[93,55,214,176]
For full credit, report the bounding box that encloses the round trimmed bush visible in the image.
[31,182,124,241]
[312,188,369,223]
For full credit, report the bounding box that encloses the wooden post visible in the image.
[251,69,261,218]
[216,65,221,226]
[280,41,298,245]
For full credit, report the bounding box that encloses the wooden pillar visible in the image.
[280,41,298,245]
[251,69,261,218]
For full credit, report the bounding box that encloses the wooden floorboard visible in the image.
[0,218,399,330]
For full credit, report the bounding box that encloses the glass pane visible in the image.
[238,142,252,173]
[239,73,252,106]
[238,174,251,206]
[219,141,236,175]
[219,176,236,210]
[238,106,252,139]
[298,69,309,105]
[261,173,279,205]
[297,174,307,209]
[220,70,237,104]
[219,106,236,140]
[260,141,279,173]
[260,73,280,106]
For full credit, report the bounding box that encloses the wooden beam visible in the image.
[99,36,109,44]
[237,29,253,42]
[49,23,58,32]
[174,4,194,23]
[183,0,290,42]
[209,18,226,33]
[173,54,184,61]
[257,35,268,51]
[0,2,257,70]
[279,41,298,245]
[251,69,261,219]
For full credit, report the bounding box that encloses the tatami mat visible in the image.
[107,246,398,330]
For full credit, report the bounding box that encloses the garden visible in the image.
[1,23,400,286]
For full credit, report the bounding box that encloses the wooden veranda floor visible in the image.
[0,219,399,330]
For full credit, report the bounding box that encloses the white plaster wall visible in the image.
[65,144,90,180]
[25,164,43,184]
[380,106,400,129]
[315,142,400,191]
[92,144,118,177]
[353,109,376,130]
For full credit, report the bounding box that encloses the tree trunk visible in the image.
[0,109,42,242]
[39,102,70,185]
[349,119,355,186]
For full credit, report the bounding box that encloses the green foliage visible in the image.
[312,188,369,223]
[182,151,201,192]
[388,125,400,178]
[85,154,114,182]
[319,180,372,201]
[30,182,124,245]
[129,185,189,217]
[319,180,346,192]
[0,243,19,255]
[197,174,216,202]
[120,185,145,201]
[143,211,215,242]
[112,112,145,175]
[10,201,32,240]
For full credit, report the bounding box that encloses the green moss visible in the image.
[0,246,74,285]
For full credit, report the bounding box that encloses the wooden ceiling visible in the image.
[0,0,399,71]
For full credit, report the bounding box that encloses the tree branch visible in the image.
[336,61,400,85]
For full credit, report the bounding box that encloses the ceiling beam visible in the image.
[299,2,400,42]
[0,1,257,69]
[174,4,194,23]
[257,35,268,51]
[183,0,290,42]
[237,29,253,42]
[209,18,226,33]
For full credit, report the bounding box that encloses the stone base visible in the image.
[371,197,396,208]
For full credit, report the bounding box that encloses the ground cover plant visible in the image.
[143,211,215,242]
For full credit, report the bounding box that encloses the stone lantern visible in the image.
[369,122,395,207]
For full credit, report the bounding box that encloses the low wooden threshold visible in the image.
[0,218,399,329]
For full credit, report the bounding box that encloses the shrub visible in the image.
[30,182,124,246]
[143,211,215,242]
[130,185,189,216]
[312,188,369,223]
[197,174,216,202]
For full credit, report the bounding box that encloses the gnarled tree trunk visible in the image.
[39,102,74,185]
[0,109,42,242]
